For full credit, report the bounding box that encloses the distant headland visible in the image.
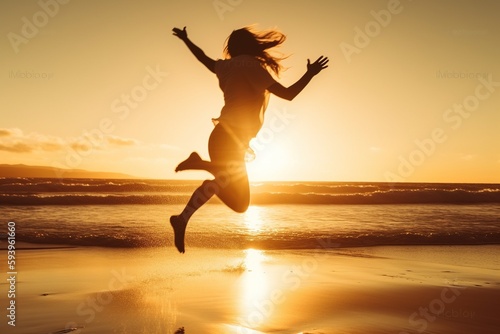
[0,164,135,179]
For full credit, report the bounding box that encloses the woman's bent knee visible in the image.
[201,179,219,197]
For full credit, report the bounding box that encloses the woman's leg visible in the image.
[170,163,249,253]
[212,161,249,213]
[206,124,250,212]
[170,124,250,253]
[170,179,218,253]
[175,152,224,176]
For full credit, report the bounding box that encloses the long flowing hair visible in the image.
[223,26,286,76]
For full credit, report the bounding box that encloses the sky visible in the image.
[1,0,499,182]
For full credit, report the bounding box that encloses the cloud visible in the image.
[65,134,139,152]
[39,142,64,152]
[107,135,138,147]
[0,128,177,158]
[0,128,66,154]
[70,142,93,152]
[0,129,15,137]
[0,142,33,153]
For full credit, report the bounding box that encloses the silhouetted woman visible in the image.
[170,26,328,253]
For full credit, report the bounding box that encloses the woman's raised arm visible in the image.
[268,56,329,101]
[172,26,216,73]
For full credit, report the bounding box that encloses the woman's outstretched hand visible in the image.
[172,26,188,41]
[307,56,329,76]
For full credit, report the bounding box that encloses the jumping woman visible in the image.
[170,25,328,253]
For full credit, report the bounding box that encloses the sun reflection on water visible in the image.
[244,205,264,234]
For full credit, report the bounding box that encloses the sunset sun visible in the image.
[247,138,298,181]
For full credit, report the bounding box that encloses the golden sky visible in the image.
[1,0,499,182]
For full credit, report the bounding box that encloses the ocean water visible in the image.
[1,178,500,250]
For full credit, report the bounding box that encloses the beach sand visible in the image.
[3,244,500,334]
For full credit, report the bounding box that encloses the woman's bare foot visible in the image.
[170,215,187,253]
[175,152,202,172]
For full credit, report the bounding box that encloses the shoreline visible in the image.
[4,240,500,251]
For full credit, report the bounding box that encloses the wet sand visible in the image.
[3,244,500,334]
